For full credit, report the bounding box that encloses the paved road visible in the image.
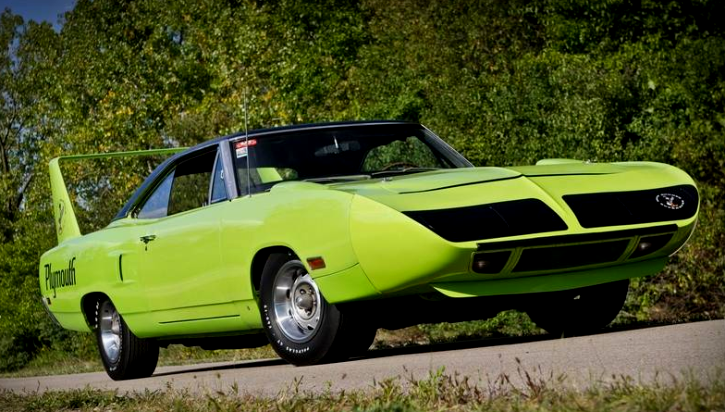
[2,320,724,396]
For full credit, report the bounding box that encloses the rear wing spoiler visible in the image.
[50,148,186,245]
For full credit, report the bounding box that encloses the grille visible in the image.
[513,240,630,273]
[474,225,678,275]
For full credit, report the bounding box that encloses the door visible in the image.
[134,148,236,328]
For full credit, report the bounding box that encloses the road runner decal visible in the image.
[44,257,76,298]
[58,200,65,234]
[655,193,685,210]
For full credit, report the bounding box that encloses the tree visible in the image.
[0,9,62,371]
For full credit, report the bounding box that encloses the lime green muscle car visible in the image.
[39,121,699,380]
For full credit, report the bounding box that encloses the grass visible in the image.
[1,366,723,412]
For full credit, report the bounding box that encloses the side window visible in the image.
[167,150,217,215]
[137,149,218,219]
[210,151,227,204]
[137,172,174,219]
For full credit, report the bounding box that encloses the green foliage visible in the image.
[419,311,542,343]
[0,0,723,372]
[362,137,443,171]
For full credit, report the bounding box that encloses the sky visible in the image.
[1,0,76,30]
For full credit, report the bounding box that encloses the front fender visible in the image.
[349,195,470,293]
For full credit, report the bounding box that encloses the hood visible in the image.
[329,162,674,212]
[335,168,519,195]
[333,163,626,195]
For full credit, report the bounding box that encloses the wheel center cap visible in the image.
[295,293,313,311]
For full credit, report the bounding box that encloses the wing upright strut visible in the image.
[49,148,186,245]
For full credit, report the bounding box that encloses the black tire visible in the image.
[260,253,356,365]
[526,280,629,336]
[337,312,377,357]
[95,298,159,380]
[342,327,377,357]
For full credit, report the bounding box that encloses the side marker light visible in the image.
[307,257,326,270]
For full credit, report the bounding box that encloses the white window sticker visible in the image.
[235,139,257,158]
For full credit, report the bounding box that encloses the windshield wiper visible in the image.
[304,174,372,183]
[371,167,437,178]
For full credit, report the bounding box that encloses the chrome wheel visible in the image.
[272,263,322,342]
[95,298,159,380]
[99,300,122,364]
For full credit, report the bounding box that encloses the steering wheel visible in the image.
[379,161,419,171]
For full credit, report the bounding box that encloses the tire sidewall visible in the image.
[528,280,629,335]
[260,258,342,365]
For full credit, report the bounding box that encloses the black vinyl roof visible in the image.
[213,119,416,143]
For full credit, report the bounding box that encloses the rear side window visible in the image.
[136,149,218,218]
[137,172,174,219]
[168,150,216,215]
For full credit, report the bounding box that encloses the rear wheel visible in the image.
[526,280,629,336]
[260,254,369,365]
[96,299,158,380]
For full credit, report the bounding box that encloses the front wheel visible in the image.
[96,299,159,380]
[260,254,362,365]
[526,279,629,336]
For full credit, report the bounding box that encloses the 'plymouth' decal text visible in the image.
[44,257,76,298]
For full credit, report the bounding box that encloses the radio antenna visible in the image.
[244,88,251,197]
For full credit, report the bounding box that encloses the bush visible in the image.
[419,311,542,343]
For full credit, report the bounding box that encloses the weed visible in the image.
[1,368,723,412]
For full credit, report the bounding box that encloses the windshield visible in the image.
[229,123,470,194]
